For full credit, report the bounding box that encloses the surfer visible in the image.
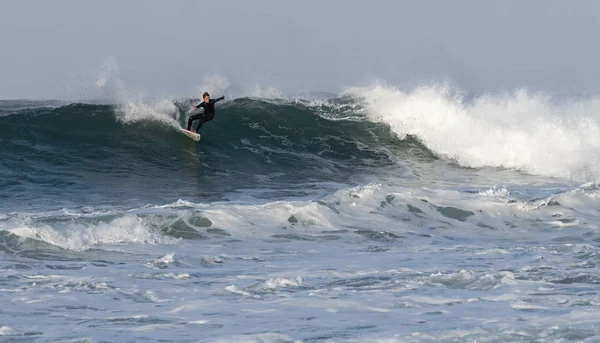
[186,92,225,132]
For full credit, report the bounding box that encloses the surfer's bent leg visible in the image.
[194,113,215,131]
[195,116,208,130]
[187,114,201,131]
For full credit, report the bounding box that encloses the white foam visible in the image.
[474,248,510,255]
[189,320,209,325]
[478,186,510,197]
[0,326,13,335]
[224,285,251,296]
[156,273,190,280]
[250,277,304,291]
[152,253,177,265]
[345,84,600,181]
[115,98,180,128]
[428,270,515,290]
[4,215,175,251]
[510,302,550,311]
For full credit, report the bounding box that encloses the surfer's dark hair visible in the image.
[203,92,210,98]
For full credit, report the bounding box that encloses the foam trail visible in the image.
[116,98,180,128]
[345,84,600,181]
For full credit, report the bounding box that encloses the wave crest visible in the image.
[346,83,600,181]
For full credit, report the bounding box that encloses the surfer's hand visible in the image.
[192,106,197,110]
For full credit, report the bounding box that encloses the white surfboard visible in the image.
[180,128,201,141]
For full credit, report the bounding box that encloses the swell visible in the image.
[0,99,431,211]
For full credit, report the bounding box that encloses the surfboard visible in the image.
[180,128,201,141]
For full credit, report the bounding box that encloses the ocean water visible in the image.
[2,86,600,342]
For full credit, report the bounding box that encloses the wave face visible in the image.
[0,97,430,211]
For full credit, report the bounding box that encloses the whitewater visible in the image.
[2,82,600,342]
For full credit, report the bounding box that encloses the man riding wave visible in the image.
[186,92,225,133]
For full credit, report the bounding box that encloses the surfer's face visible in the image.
[203,96,210,103]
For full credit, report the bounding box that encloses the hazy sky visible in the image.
[1,0,599,99]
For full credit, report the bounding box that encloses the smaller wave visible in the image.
[0,326,14,336]
[1,215,176,252]
[478,185,510,197]
[3,180,600,255]
[225,276,305,297]
[145,253,178,269]
[133,272,191,280]
[249,277,305,292]
[428,270,515,291]
[145,181,600,242]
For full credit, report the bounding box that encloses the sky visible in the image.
[1,0,599,99]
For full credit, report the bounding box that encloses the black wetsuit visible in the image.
[186,96,225,131]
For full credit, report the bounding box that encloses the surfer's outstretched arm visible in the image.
[214,96,225,103]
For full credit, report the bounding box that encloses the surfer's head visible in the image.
[203,92,210,102]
